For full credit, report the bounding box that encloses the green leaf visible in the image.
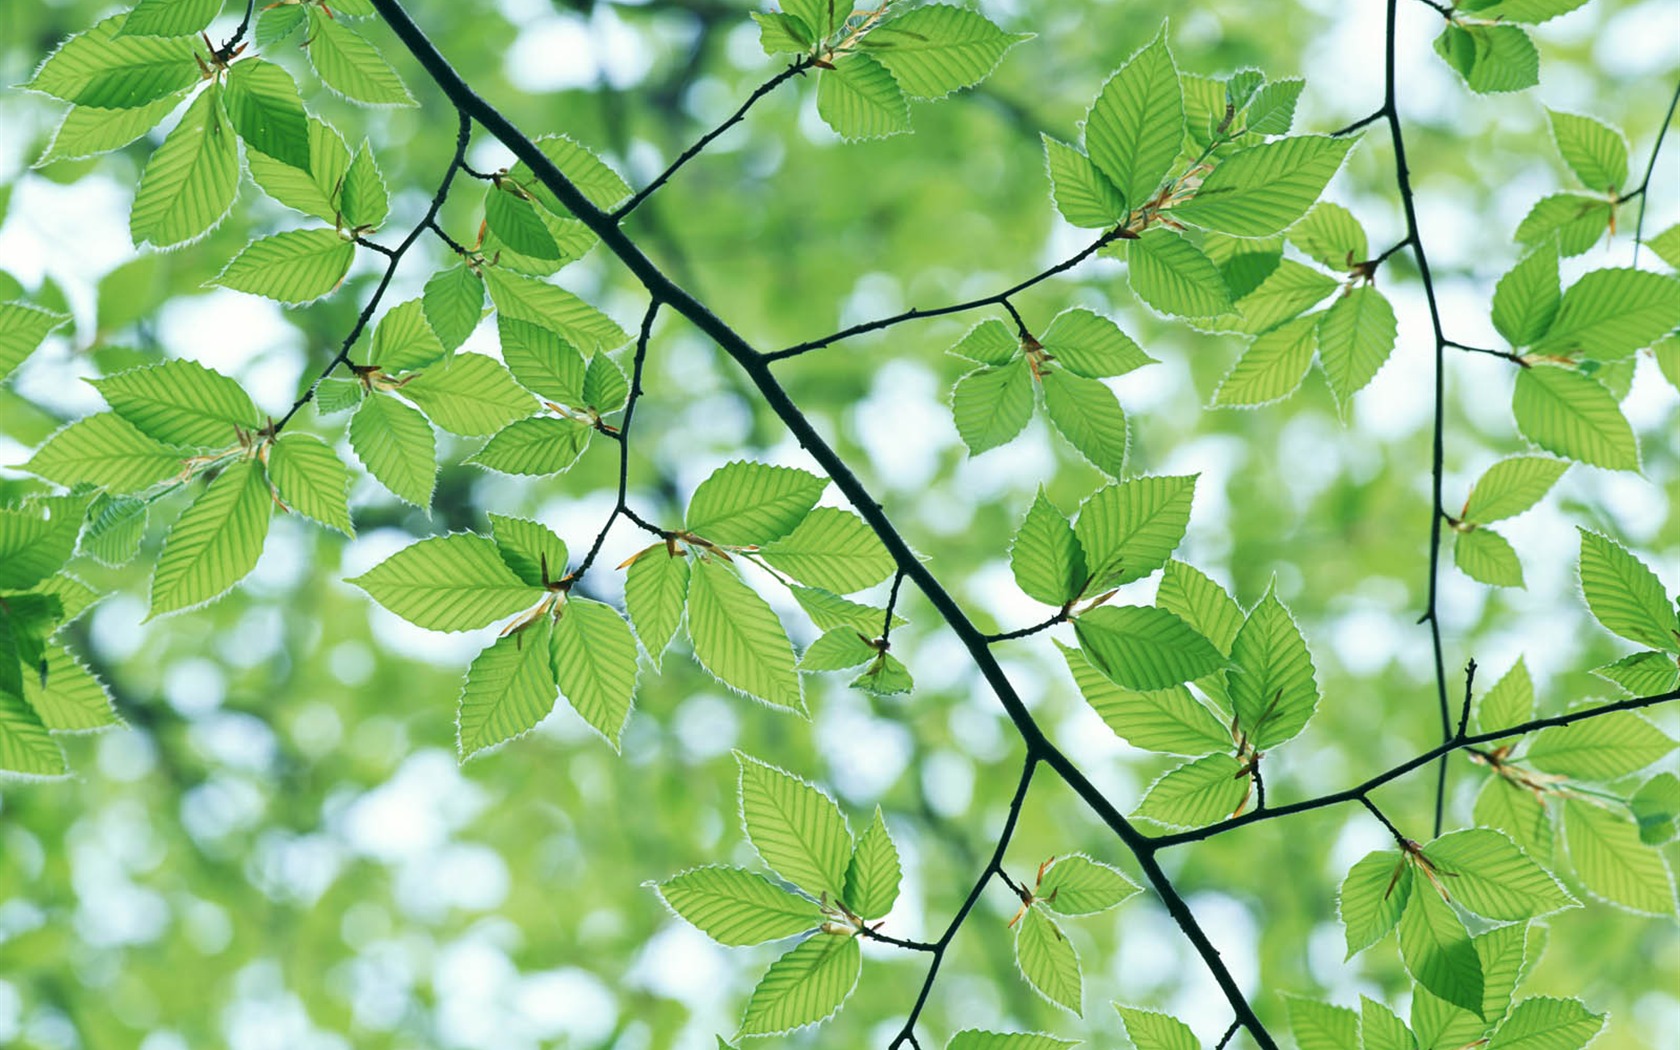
[1212,313,1317,408]
[1475,777,1554,862]
[1340,849,1412,957]
[1136,752,1249,828]
[1477,658,1535,734]
[1492,245,1561,350]
[1039,309,1153,378]
[348,392,436,507]
[738,934,860,1037]
[1592,650,1679,697]
[1010,491,1086,606]
[1074,474,1197,592]
[82,496,150,567]
[1455,528,1525,589]
[1075,605,1225,692]
[625,545,690,669]
[1084,28,1182,212]
[467,416,592,476]
[737,751,851,897]
[1043,136,1129,229]
[130,84,240,248]
[843,807,901,920]
[688,560,803,712]
[1126,229,1233,318]
[34,92,186,166]
[799,628,876,672]
[422,265,485,352]
[1563,798,1675,914]
[782,0,845,39]
[223,58,310,169]
[341,142,389,230]
[1217,259,1339,336]
[22,413,182,493]
[1434,23,1538,94]
[850,651,913,696]
[28,16,200,108]
[1114,1006,1199,1050]
[1041,370,1129,476]
[1525,711,1676,781]
[0,691,65,777]
[793,586,902,635]
[255,3,305,47]
[1462,457,1567,524]
[370,299,448,374]
[1486,997,1604,1050]
[1463,0,1588,22]
[1286,996,1360,1050]
[753,12,814,54]
[863,5,1029,99]
[511,135,633,215]
[93,359,260,449]
[22,643,118,731]
[1360,997,1417,1050]
[1630,773,1680,846]
[1227,584,1318,748]
[1423,828,1576,921]
[1512,364,1638,471]
[759,508,894,594]
[1036,853,1139,915]
[210,228,356,305]
[686,461,826,547]
[485,182,562,260]
[1547,110,1628,194]
[402,353,537,436]
[1649,224,1680,270]
[1399,884,1484,1017]
[582,352,628,413]
[268,432,354,536]
[1058,640,1229,753]
[949,319,1019,365]
[1531,268,1680,361]
[498,315,585,404]
[1514,193,1614,257]
[147,460,272,619]
[456,620,557,758]
[952,359,1034,455]
[1411,920,1530,1048]
[348,532,541,632]
[246,117,352,223]
[482,267,629,353]
[552,597,639,748]
[1577,529,1677,651]
[1242,77,1304,137]
[1174,136,1357,237]
[950,1032,1078,1050]
[488,514,567,587]
[1288,202,1368,270]
[656,866,822,946]
[0,302,68,384]
[1155,560,1244,656]
[305,8,416,106]
[119,0,223,37]
[1318,286,1398,408]
[1014,906,1081,1014]
[816,54,910,141]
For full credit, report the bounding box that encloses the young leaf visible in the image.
[92,359,261,449]
[348,392,436,507]
[1476,777,1555,863]
[1043,135,1128,229]
[485,182,562,260]
[1288,202,1368,271]
[1038,309,1153,379]
[624,545,690,669]
[1212,314,1318,408]
[1036,854,1139,915]
[949,319,1019,365]
[738,933,861,1037]
[782,0,845,39]
[1511,364,1638,471]
[1577,529,1678,652]
[498,315,586,404]
[1359,997,1415,1050]
[22,643,118,732]
[799,628,876,672]
[1530,268,1680,361]
[467,416,592,476]
[1074,474,1197,591]
[759,508,895,595]
[1172,136,1357,237]
[1593,650,1680,697]
[1155,561,1244,657]
[1059,640,1230,754]
[1014,906,1081,1014]
[371,299,448,373]
[688,560,803,712]
[0,509,79,593]
[348,533,541,632]
[1410,920,1529,1049]
[1136,753,1248,828]
[1485,997,1604,1050]
[552,597,639,748]
[223,58,311,170]
[1434,23,1538,94]
[341,142,389,230]
[305,8,417,106]
[402,353,537,436]
[246,117,352,223]
[130,84,240,248]
[1285,996,1360,1050]
[1340,849,1412,957]
[82,496,149,567]
[1547,110,1628,194]
[1491,244,1561,348]
[843,807,901,921]
[863,5,1030,99]
[1114,1007,1199,1050]
[851,651,913,696]
[483,267,629,353]
[1398,884,1484,1017]
[1514,193,1614,257]
[0,691,65,777]
[816,54,910,141]
[1462,457,1567,524]
[456,619,557,758]
[952,359,1034,454]
[147,460,273,619]
[22,413,183,493]
[1524,711,1676,781]
[1476,658,1535,734]
[1075,605,1226,692]
[119,0,224,38]
[1084,28,1182,212]
[423,265,486,351]
[686,461,826,548]
[736,751,852,898]
[0,302,68,383]
[1422,828,1577,921]
[753,12,813,55]
[29,16,200,109]
[1317,286,1397,408]
[1011,491,1086,606]
[1630,773,1680,846]
[1125,229,1234,318]
[793,586,903,635]
[950,1033,1078,1050]
[1562,798,1675,915]
[488,514,567,587]
[35,92,186,167]
[510,135,633,215]
[656,866,822,946]
[267,432,354,536]
[1455,528,1525,589]
[210,228,356,305]
[1041,370,1129,477]
[582,352,628,413]
[1227,584,1319,748]
[1214,259,1338,336]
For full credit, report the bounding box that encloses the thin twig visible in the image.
[572,299,663,583]
[1455,660,1477,741]
[1358,794,1411,848]
[1631,75,1680,264]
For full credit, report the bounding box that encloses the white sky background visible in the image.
[3,0,1680,1047]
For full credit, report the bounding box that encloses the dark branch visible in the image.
[1358,794,1411,848]
[1631,75,1680,264]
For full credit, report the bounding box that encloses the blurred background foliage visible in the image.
[2,0,1679,1047]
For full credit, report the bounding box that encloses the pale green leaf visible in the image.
[760,507,894,594]
[341,142,389,230]
[147,460,272,619]
[1463,457,1567,524]
[498,315,586,404]
[130,84,240,248]
[119,0,223,37]
[1531,268,1680,361]
[370,299,448,374]
[1227,583,1319,748]
[1042,370,1129,477]
[1361,997,1417,1050]
[28,16,200,108]
[223,58,310,169]
[1486,997,1604,1050]
[1074,474,1197,591]
[686,461,826,548]
[1058,640,1230,754]
[1547,110,1628,193]
[1592,650,1679,697]
[1577,529,1677,651]
[1630,773,1680,846]
[482,267,629,353]
[949,319,1018,365]
[1115,1006,1199,1050]
[246,117,352,223]
[1043,136,1128,229]
[92,359,260,449]
[402,353,537,436]
[738,933,860,1037]
[1525,710,1676,781]
[688,560,803,712]
[348,392,436,507]
[1173,136,1356,237]
[488,514,567,587]
[1286,996,1360,1050]
[1212,313,1317,407]
[582,352,628,413]
[1492,244,1560,348]
[305,9,416,106]
[1511,364,1638,471]
[1014,906,1081,1014]
[456,620,557,757]
[0,301,67,383]
[268,432,354,536]
[1084,29,1182,211]
[1011,492,1086,606]
[1455,528,1525,589]
[1126,229,1233,318]
[22,643,118,731]
[1514,193,1614,258]
[348,533,541,632]
[0,691,65,777]
[656,866,822,946]
[1155,561,1244,656]
[210,228,356,305]
[22,413,182,493]
[1423,828,1577,921]
[467,416,593,476]
[1340,849,1412,957]
[737,751,851,897]
[423,265,485,351]
[1476,658,1535,734]
[82,495,149,567]
[1434,23,1538,94]
[1036,853,1139,916]
[1136,752,1249,828]
[1039,308,1153,379]
[816,54,909,141]
[1563,798,1675,914]
[1318,286,1398,408]
[1475,777,1555,862]
[863,5,1029,99]
[1398,885,1484,1017]
[34,92,185,166]
[625,544,690,669]
[512,135,633,215]
[552,597,639,748]
[952,359,1034,454]
[843,807,901,920]
[1288,201,1368,270]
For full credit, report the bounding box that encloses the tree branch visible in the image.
[1631,75,1680,264]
